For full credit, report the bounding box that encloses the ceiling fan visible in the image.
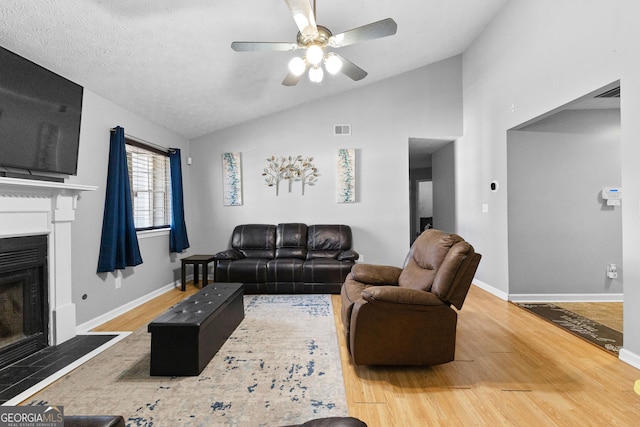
[231,0,397,86]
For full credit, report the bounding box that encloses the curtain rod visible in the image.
[109,128,176,153]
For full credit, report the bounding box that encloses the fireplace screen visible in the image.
[0,235,48,369]
[0,278,26,347]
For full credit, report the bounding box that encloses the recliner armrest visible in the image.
[350,264,402,285]
[362,286,445,306]
[338,249,360,261]
[212,249,244,260]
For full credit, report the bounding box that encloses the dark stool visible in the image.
[180,254,216,291]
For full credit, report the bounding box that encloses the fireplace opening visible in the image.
[0,235,48,370]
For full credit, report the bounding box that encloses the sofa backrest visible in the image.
[231,224,276,259]
[275,223,308,259]
[306,225,353,259]
[398,229,480,309]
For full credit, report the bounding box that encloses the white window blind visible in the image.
[125,141,172,230]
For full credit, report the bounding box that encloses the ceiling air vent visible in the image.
[334,124,351,135]
[595,86,620,98]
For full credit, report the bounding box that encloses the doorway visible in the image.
[507,81,622,337]
[409,138,455,244]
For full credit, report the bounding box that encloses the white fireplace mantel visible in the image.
[0,177,97,345]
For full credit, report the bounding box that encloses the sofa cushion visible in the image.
[304,258,353,283]
[267,258,304,282]
[216,258,268,283]
[275,223,308,259]
[231,224,276,259]
[307,225,352,260]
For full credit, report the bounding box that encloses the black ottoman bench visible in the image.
[148,283,244,376]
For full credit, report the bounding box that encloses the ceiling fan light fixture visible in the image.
[324,53,342,75]
[288,57,306,76]
[306,44,324,66]
[309,65,324,83]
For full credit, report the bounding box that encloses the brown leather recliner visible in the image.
[340,229,481,366]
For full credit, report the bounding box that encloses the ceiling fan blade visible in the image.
[329,18,398,48]
[334,54,368,81]
[231,41,300,52]
[284,0,318,39]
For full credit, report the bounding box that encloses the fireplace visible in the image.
[0,177,96,358]
[0,235,48,369]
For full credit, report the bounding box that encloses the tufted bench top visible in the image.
[148,283,243,329]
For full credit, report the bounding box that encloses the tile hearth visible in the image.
[0,333,119,405]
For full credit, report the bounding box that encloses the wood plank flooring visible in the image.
[92,283,201,332]
[93,283,640,426]
[332,286,640,426]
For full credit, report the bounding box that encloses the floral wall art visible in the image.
[337,148,356,203]
[262,155,319,195]
[222,152,242,206]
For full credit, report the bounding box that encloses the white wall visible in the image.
[188,56,463,267]
[460,0,640,362]
[417,181,433,220]
[68,89,190,326]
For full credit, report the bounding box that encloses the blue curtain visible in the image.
[169,148,190,253]
[97,126,143,273]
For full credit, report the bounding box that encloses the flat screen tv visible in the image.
[0,45,83,177]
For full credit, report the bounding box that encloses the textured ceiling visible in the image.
[0,0,508,140]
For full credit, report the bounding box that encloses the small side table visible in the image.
[181,255,216,291]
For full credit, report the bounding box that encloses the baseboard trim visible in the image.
[76,279,183,334]
[509,293,624,303]
[472,279,508,301]
[619,348,640,370]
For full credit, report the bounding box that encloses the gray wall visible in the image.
[432,142,456,233]
[69,90,190,328]
[460,0,640,362]
[507,109,622,297]
[188,56,463,267]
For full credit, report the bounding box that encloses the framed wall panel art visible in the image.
[222,152,242,206]
[337,148,356,203]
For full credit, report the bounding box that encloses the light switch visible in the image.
[482,203,489,213]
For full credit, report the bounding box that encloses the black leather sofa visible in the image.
[213,223,359,294]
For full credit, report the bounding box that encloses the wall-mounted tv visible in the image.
[0,45,83,177]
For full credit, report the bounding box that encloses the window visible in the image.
[125,140,172,230]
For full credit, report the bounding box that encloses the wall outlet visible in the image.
[115,272,122,289]
[607,263,618,279]
[359,254,364,263]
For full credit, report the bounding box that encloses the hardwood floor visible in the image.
[92,283,201,332]
[93,283,640,426]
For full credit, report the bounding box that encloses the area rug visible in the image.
[27,294,347,426]
[515,303,623,355]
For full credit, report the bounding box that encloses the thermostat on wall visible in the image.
[602,187,622,206]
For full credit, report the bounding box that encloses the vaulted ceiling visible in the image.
[0,0,509,139]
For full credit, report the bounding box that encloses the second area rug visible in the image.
[515,302,623,355]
